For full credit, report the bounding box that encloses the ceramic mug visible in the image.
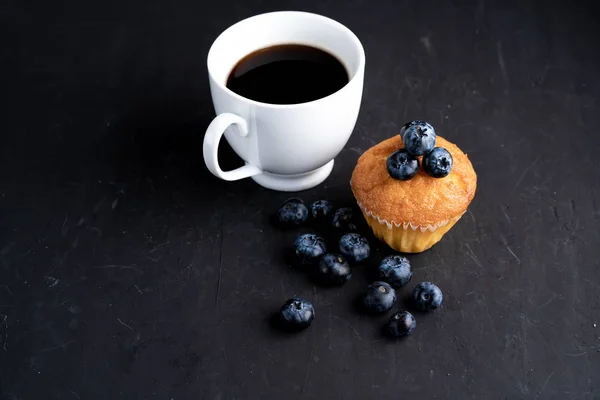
[203,11,365,191]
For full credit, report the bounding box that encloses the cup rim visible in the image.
[207,11,365,109]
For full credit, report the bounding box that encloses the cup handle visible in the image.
[203,113,262,181]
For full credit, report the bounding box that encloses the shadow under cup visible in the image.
[205,11,365,192]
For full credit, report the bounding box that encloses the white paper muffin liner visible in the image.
[356,201,464,233]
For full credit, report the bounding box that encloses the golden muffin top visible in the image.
[350,135,477,227]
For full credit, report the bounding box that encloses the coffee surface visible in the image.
[226,44,349,105]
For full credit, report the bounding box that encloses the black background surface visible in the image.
[2,0,600,399]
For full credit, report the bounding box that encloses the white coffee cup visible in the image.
[203,11,365,191]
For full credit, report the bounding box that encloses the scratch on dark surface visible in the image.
[565,350,587,357]
[552,206,559,220]
[146,176,156,193]
[215,216,225,308]
[279,277,286,297]
[518,314,530,369]
[70,390,81,399]
[501,206,511,224]
[303,334,317,393]
[465,243,482,268]
[509,156,540,199]
[435,252,448,272]
[506,246,521,264]
[496,41,509,84]
[475,293,496,334]
[41,340,75,352]
[248,285,270,300]
[148,241,170,253]
[111,198,118,210]
[117,318,134,331]
[348,147,364,156]
[94,264,142,274]
[61,214,68,236]
[404,77,415,94]
[45,276,60,288]
[222,346,229,370]
[93,199,103,214]
[420,36,435,56]
[535,371,554,399]
[537,294,556,309]
[263,370,271,388]
[467,209,476,225]
[570,200,576,215]
[134,284,144,295]
[57,295,75,307]
[329,341,353,350]
[347,322,362,341]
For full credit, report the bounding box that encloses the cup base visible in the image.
[251,160,334,192]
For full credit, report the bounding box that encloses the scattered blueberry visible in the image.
[332,207,356,231]
[313,253,352,286]
[377,255,413,289]
[402,121,437,156]
[291,234,326,267]
[422,147,453,178]
[413,282,443,311]
[386,149,419,181]
[339,233,370,263]
[362,281,396,314]
[311,200,334,221]
[385,311,416,337]
[278,198,309,226]
[279,298,315,331]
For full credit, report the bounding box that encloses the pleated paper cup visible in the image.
[358,201,465,253]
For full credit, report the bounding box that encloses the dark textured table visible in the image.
[2,0,600,398]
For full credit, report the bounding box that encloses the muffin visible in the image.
[350,134,476,253]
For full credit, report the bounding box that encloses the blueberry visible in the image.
[422,147,453,178]
[313,253,352,286]
[332,207,356,231]
[291,234,326,267]
[399,119,429,137]
[413,282,443,311]
[339,233,370,263]
[386,311,416,337]
[386,149,419,181]
[377,255,413,289]
[279,298,315,331]
[278,198,309,226]
[311,200,334,221]
[402,121,436,156]
[362,281,396,314]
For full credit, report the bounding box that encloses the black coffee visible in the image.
[226,44,349,105]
